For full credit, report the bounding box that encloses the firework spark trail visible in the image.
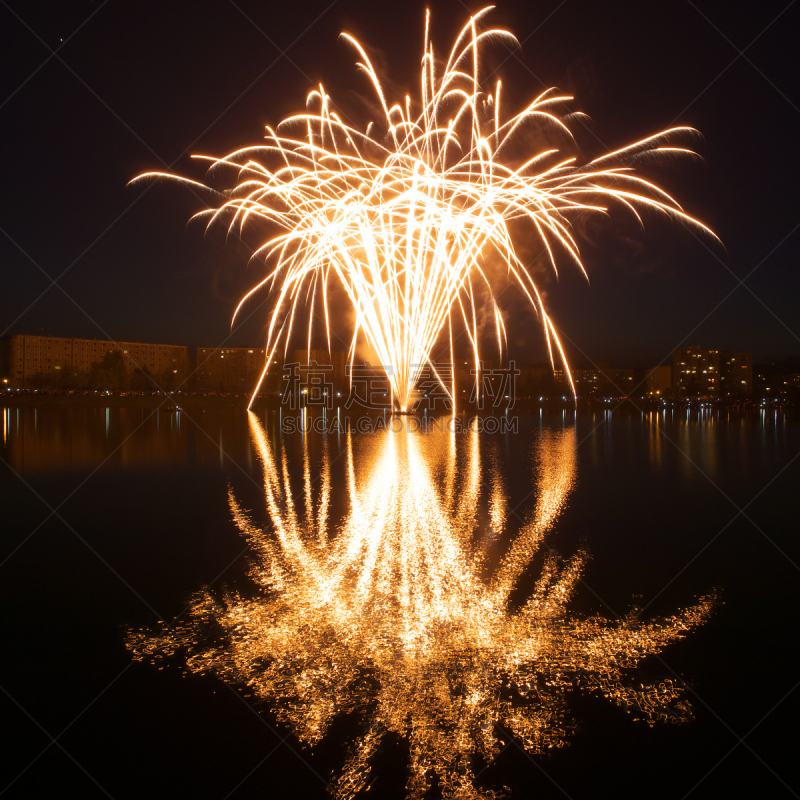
[134,8,716,410]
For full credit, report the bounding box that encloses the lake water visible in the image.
[2,403,799,799]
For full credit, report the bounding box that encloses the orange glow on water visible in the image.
[129,414,715,798]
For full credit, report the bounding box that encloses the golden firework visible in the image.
[133,8,716,411]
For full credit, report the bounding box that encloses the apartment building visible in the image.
[672,346,721,398]
[673,346,752,398]
[196,346,272,392]
[720,351,753,396]
[645,366,672,396]
[291,349,347,394]
[562,362,634,398]
[0,334,187,388]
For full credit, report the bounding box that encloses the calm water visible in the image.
[1,403,799,799]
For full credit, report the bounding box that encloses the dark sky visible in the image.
[2,0,799,367]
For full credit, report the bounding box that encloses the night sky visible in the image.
[2,0,798,368]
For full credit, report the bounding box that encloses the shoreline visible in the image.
[1,391,795,414]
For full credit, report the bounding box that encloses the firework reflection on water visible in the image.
[128,413,714,800]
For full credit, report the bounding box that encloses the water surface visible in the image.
[2,404,798,799]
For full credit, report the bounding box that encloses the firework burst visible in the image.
[134,8,716,409]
